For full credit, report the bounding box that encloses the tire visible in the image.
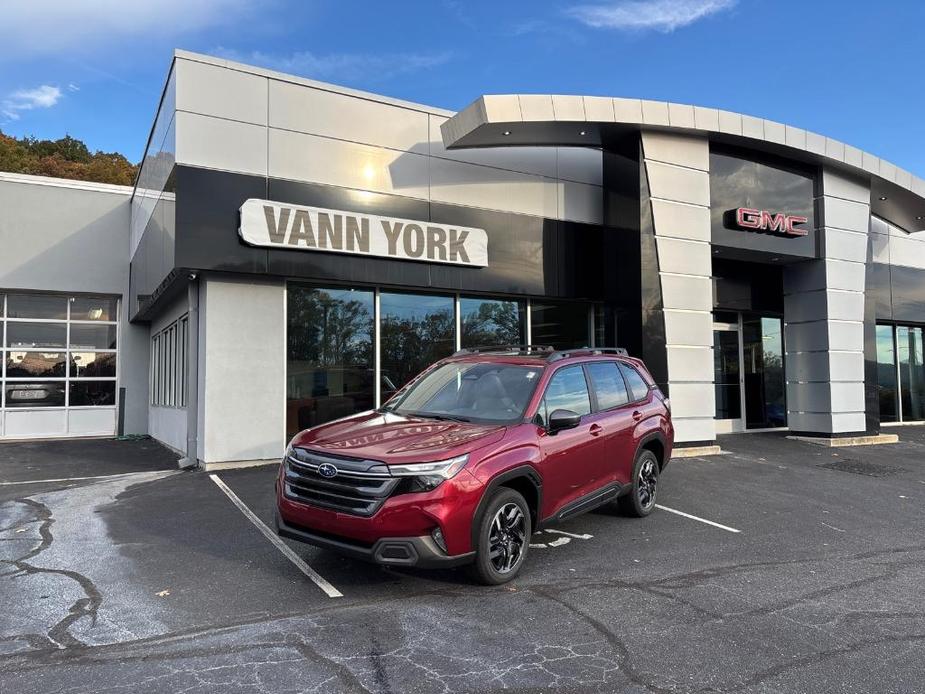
[618,449,660,518]
[469,487,531,585]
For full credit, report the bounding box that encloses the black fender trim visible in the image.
[634,431,669,470]
[469,465,542,551]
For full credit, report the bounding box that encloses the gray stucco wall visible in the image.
[0,173,149,435]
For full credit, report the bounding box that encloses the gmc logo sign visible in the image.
[731,207,809,237]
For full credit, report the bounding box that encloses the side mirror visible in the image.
[548,409,581,433]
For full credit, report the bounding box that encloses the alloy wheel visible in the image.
[488,502,526,574]
[637,458,658,510]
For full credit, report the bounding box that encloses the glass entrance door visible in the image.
[713,320,744,433]
[742,316,787,428]
[714,314,787,433]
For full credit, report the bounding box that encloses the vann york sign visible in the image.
[239,199,489,267]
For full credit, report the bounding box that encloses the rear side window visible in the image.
[619,363,651,402]
[586,362,630,410]
[540,365,592,424]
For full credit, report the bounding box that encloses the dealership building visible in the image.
[1,49,924,465]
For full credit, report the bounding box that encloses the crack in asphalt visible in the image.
[529,584,672,694]
[1,498,103,651]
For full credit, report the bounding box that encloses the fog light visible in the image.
[431,526,447,553]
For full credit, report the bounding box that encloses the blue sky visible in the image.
[1,0,922,175]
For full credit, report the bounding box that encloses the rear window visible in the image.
[619,363,650,402]
[586,362,629,410]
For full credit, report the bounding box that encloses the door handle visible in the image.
[589,423,603,436]
[632,410,643,421]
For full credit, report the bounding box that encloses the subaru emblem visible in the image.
[317,463,338,478]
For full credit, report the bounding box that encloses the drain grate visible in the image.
[818,458,906,477]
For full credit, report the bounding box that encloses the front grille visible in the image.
[284,448,401,517]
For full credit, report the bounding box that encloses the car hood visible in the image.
[290,410,507,464]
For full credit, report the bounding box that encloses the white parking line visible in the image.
[0,470,176,486]
[208,474,343,598]
[654,504,741,533]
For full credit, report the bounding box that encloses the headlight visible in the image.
[389,454,469,491]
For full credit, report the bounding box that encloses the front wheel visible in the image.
[618,449,660,517]
[469,488,531,585]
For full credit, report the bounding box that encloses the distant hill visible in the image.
[0,131,138,186]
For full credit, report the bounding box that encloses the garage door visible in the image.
[1,292,119,439]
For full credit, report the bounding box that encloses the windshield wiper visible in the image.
[404,411,471,423]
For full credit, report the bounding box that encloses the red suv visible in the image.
[276,346,673,584]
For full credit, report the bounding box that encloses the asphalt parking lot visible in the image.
[1,431,924,693]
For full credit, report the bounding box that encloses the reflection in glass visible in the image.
[876,325,898,422]
[898,326,925,421]
[540,365,591,424]
[69,381,116,407]
[530,301,590,350]
[619,363,651,402]
[71,352,117,378]
[714,329,741,419]
[5,352,67,378]
[460,298,525,348]
[743,316,786,428]
[380,292,455,392]
[385,362,541,423]
[586,362,629,410]
[71,297,118,321]
[6,294,67,320]
[287,286,375,438]
[6,322,67,349]
[4,381,66,407]
[69,324,117,350]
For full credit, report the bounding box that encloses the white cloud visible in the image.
[567,0,737,32]
[2,85,63,121]
[0,0,258,59]
[213,48,452,83]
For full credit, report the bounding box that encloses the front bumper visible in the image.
[275,513,475,569]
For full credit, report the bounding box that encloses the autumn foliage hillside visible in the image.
[0,131,138,186]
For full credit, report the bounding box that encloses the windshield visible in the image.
[383,362,543,423]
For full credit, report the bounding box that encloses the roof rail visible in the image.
[452,344,554,356]
[547,347,629,362]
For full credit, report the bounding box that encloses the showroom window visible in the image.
[877,323,925,423]
[380,292,455,394]
[460,297,526,349]
[1,293,118,410]
[285,284,609,436]
[287,286,374,438]
[151,315,189,408]
[530,300,593,350]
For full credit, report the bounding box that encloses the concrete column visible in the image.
[641,132,715,443]
[198,275,287,464]
[784,169,870,434]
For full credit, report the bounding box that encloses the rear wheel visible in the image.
[469,488,531,585]
[618,449,660,517]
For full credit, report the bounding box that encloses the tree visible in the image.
[0,130,138,185]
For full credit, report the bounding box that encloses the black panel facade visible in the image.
[134,165,644,322]
[129,176,176,319]
[887,265,925,322]
[710,147,817,259]
[863,231,881,433]
[712,259,784,314]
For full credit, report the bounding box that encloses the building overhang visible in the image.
[441,95,925,232]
